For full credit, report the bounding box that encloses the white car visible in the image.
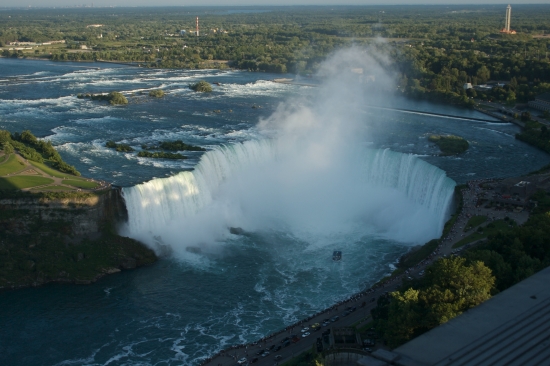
[237,357,247,364]
[301,327,309,333]
[302,332,311,337]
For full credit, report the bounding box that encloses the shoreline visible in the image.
[201,176,533,366]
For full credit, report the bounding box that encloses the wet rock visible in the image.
[229,227,245,235]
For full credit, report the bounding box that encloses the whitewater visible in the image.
[2,50,550,366]
[123,141,455,255]
[122,48,456,257]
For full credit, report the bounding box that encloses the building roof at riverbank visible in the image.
[388,265,550,365]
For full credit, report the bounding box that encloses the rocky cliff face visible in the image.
[0,189,127,239]
[0,189,156,289]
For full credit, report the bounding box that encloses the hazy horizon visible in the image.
[0,1,549,8]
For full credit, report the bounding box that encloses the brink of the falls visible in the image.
[122,139,456,256]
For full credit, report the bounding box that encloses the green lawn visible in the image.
[453,220,513,248]
[31,185,73,191]
[0,176,54,190]
[0,154,26,176]
[63,179,99,189]
[464,215,488,232]
[28,160,78,179]
[0,154,7,164]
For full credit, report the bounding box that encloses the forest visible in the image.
[1,5,550,106]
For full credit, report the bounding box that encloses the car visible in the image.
[311,322,320,330]
[281,337,290,344]
[274,355,282,361]
[302,332,311,337]
[251,358,259,363]
[283,340,290,347]
[275,345,281,352]
[301,327,309,333]
[331,316,339,322]
[238,358,248,364]
[261,351,270,357]
[256,350,265,356]
[269,344,276,350]
[363,347,372,353]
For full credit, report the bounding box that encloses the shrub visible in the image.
[149,89,165,98]
[189,81,213,93]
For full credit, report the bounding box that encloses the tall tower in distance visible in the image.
[505,5,511,33]
[196,17,199,37]
[500,5,516,34]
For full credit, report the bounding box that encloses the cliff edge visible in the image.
[0,189,156,289]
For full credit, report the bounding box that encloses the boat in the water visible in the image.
[332,251,342,261]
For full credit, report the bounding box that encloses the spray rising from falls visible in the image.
[122,47,456,256]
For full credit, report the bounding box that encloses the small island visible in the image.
[148,89,165,98]
[158,140,207,152]
[428,134,469,155]
[77,91,128,105]
[189,80,213,93]
[105,139,205,160]
[105,140,134,152]
[137,151,187,160]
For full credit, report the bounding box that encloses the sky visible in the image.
[0,0,548,8]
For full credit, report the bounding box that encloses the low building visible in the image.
[463,83,472,90]
[528,92,550,112]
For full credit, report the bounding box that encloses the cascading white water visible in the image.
[122,47,456,255]
[122,139,455,255]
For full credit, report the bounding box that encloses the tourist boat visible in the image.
[333,251,342,261]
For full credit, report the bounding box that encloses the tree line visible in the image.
[1,5,549,106]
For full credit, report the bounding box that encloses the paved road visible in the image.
[203,179,530,366]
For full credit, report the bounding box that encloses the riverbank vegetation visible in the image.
[428,134,469,155]
[1,129,80,176]
[372,188,550,348]
[516,121,550,154]
[373,256,494,348]
[2,5,549,107]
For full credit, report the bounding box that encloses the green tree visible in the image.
[476,66,490,84]
[379,256,494,348]
[3,142,14,154]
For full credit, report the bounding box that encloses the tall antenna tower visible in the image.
[505,5,511,33]
[500,5,516,34]
[196,17,199,37]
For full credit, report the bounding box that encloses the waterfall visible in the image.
[122,140,455,252]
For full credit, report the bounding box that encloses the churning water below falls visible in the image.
[0,56,549,366]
